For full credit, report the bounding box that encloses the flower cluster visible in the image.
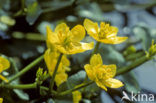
[44,19,127,102]
[44,22,95,87]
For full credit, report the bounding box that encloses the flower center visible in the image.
[58,31,71,48]
[98,22,115,39]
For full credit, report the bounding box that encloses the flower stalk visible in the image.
[58,81,94,96]
[0,83,36,89]
[8,55,44,83]
[49,53,63,93]
[0,82,57,94]
[116,54,153,75]
[58,52,156,96]
[84,42,101,82]
[92,41,100,55]
[0,52,155,96]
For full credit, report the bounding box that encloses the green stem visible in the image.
[125,51,144,61]
[92,41,100,55]
[59,81,94,96]
[116,53,156,76]
[1,53,154,96]
[8,55,44,83]
[58,53,156,96]
[116,55,150,76]
[49,53,63,93]
[0,82,57,94]
[9,58,19,73]
[0,83,36,89]
[83,42,101,88]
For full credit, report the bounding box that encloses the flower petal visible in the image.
[54,23,69,35]
[84,19,99,38]
[55,72,68,87]
[71,25,85,42]
[72,91,82,103]
[84,64,96,81]
[90,53,103,66]
[104,78,124,88]
[61,55,70,67]
[96,80,107,91]
[106,26,118,38]
[56,45,68,54]
[0,57,10,72]
[44,49,58,76]
[80,42,94,51]
[0,75,8,83]
[46,26,59,48]
[103,64,116,78]
[99,37,128,44]
[61,42,94,54]
[0,98,3,103]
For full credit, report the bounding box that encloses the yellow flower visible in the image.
[0,56,10,83]
[149,40,156,55]
[0,98,3,103]
[72,91,82,103]
[84,54,124,91]
[44,49,70,86]
[46,23,94,54]
[84,19,128,44]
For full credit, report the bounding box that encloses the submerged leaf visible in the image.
[67,70,86,89]
[13,89,29,100]
[26,0,42,25]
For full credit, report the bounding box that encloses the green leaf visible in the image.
[13,89,29,100]
[133,26,152,50]
[85,83,99,93]
[76,2,104,21]
[115,3,156,12]
[149,28,156,41]
[54,100,72,103]
[82,99,92,103]
[67,70,86,89]
[57,82,69,92]
[122,71,140,94]
[111,0,130,4]
[0,0,10,10]
[57,71,86,92]
[47,98,55,103]
[42,0,74,11]
[26,0,42,25]
[0,16,15,26]
[72,51,90,66]
[99,44,125,66]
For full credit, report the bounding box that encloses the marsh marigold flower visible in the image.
[46,23,94,54]
[84,19,128,44]
[84,54,123,91]
[72,91,82,103]
[44,49,70,86]
[0,56,10,83]
[0,98,3,103]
